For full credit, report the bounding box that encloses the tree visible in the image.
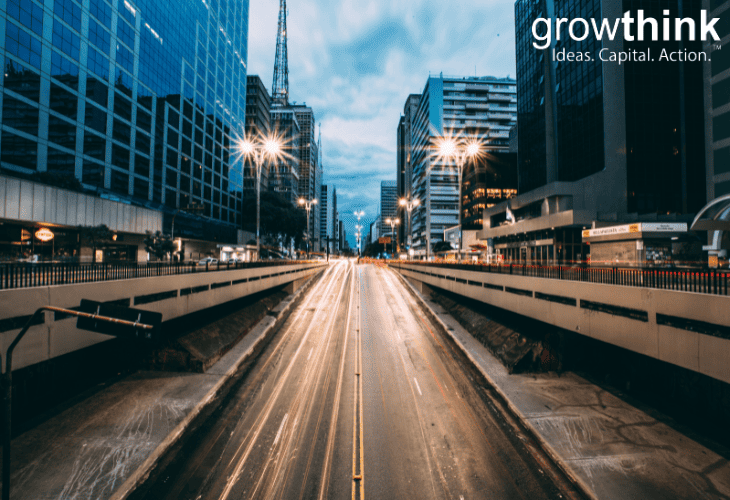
[77,224,113,263]
[144,230,175,261]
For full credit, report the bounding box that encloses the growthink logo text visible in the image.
[532,10,721,50]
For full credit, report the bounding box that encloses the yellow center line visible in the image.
[352,264,365,500]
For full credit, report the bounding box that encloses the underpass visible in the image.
[132,260,572,500]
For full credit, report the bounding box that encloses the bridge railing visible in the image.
[0,260,318,290]
[390,261,730,296]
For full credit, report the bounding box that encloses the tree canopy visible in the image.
[144,230,175,260]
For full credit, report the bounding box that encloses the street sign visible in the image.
[77,300,162,342]
[378,237,391,245]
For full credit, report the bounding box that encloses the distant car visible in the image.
[222,258,239,264]
[197,257,218,266]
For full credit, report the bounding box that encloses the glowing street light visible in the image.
[353,211,365,256]
[433,133,483,259]
[235,130,285,259]
[385,217,400,256]
[298,197,318,259]
[399,197,420,252]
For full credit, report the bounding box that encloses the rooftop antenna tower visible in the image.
[272,0,289,107]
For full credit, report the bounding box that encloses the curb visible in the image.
[110,266,327,500]
[391,268,597,500]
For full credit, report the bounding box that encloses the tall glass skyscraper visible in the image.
[1,0,248,242]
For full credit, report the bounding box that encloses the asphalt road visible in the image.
[138,260,572,500]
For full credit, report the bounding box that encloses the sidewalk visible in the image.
[0,274,318,500]
[399,274,730,500]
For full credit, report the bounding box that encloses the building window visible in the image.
[89,0,112,28]
[87,47,110,81]
[88,18,111,54]
[5,21,42,69]
[53,0,82,33]
[52,20,80,61]
[6,0,43,36]
[1,130,37,170]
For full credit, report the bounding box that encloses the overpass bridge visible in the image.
[390,261,730,385]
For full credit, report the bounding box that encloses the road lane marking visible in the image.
[414,377,422,396]
[273,413,288,446]
[307,347,313,361]
[352,265,365,500]
[317,262,355,500]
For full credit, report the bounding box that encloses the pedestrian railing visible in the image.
[390,261,730,296]
[0,260,319,290]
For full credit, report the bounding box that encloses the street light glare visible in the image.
[298,198,305,205]
[264,138,281,157]
[439,138,458,159]
[239,139,255,156]
[466,141,481,157]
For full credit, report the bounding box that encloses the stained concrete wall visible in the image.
[0,263,326,371]
[391,263,730,385]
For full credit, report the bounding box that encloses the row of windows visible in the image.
[1,0,248,228]
[7,0,43,37]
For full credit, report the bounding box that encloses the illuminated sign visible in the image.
[583,223,687,239]
[34,228,54,241]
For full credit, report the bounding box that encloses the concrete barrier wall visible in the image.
[0,263,326,371]
[391,263,730,385]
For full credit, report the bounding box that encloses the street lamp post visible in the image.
[399,197,420,257]
[298,197,318,259]
[435,136,481,260]
[353,211,365,256]
[237,133,283,260]
[385,218,400,257]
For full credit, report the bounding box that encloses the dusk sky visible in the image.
[248,0,517,247]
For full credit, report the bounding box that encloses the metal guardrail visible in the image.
[390,261,730,296]
[0,260,321,290]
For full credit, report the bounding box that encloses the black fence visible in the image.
[390,261,730,296]
[0,260,317,290]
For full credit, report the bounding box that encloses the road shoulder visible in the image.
[0,268,326,500]
[393,269,730,500]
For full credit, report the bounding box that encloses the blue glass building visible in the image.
[0,0,249,243]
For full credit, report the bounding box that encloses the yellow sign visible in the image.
[378,237,391,245]
[582,230,590,238]
[629,224,640,233]
[20,229,31,241]
[709,255,719,269]
[34,228,54,242]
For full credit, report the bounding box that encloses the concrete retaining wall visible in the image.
[391,263,730,385]
[0,263,326,371]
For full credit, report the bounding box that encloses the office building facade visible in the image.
[290,104,319,251]
[479,0,707,265]
[320,184,338,253]
[268,107,299,206]
[0,0,250,255]
[380,179,397,236]
[243,74,271,196]
[397,94,420,246]
[705,0,730,200]
[409,75,516,257]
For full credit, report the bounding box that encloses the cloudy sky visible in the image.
[247,0,517,247]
